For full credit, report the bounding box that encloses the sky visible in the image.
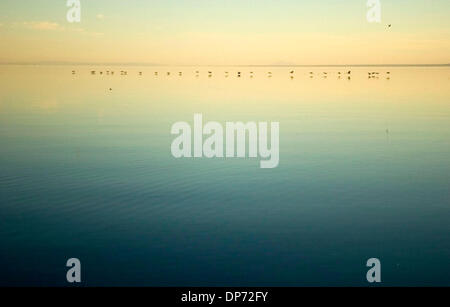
[0,0,449,65]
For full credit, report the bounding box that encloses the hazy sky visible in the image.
[0,0,449,65]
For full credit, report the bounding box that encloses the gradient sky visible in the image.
[0,0,449,65]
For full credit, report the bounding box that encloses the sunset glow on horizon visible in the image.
[0,0,449,65]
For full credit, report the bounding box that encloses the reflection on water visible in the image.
[0,65,449,286]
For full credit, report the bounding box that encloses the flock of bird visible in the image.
[72,69,391,80]
[369,71,390,79]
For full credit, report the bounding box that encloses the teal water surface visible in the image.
[0,66,449,286]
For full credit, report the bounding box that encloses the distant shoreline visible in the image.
[0,63,449,67]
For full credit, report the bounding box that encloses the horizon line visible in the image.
[0,62,449,67]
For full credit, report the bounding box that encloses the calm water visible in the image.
[0,65,449,286]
